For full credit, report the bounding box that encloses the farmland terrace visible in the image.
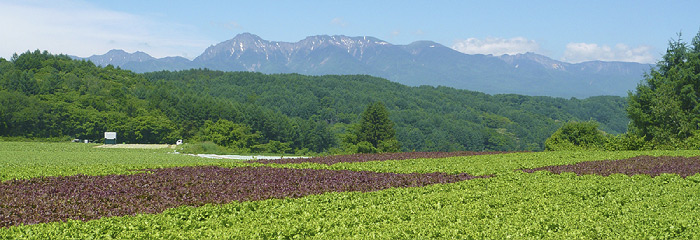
[2,142,700,238]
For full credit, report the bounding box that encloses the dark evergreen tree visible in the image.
[357,102,398,151]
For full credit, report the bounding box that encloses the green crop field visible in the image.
[0,142,257,181]
[2,142,700,239]
[252,150,700,176]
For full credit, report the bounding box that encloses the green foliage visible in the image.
[192,120,296,154]
[545,121,606,151]
[145,70,631,152]
[544,124,651,151]
[198,119,260,151]
[378,139,401,153]
[0,50,179,144]
[640,130,700,150]
[628,30,700,147]
[0,50,631,152]
[603,133,651,151]
[251,140,293,154]
[685,131,700,149]
[343,102,400,153]
[355,141,378,154]
[357,102,397,148]
[121,115,180,144]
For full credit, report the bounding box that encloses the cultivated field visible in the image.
[2,142,700,239]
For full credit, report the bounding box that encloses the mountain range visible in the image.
[81,33,652,98]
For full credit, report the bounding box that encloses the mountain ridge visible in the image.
[80,33,651,98]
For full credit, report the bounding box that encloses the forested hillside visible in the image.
[1,50,629,153]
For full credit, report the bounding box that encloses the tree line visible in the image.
[0,50,630,154]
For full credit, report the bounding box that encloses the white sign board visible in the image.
[104,132,117,140]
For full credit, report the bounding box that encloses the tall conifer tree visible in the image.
[357,102,396,148]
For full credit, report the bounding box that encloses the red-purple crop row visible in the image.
[256,151,512,165]
[521,155,700,177]
[0,166,483,228]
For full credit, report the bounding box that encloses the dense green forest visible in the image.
[0,50,630,153]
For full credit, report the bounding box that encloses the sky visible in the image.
[1,0,698,64]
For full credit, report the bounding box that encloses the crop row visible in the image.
[263,150,700,176]
[4,153,700,229]
[0,166,482,228]
[0,142,246,181]
[3,171,700,239]
[254,151,511,165]
[522,155,700,177]
[5,142,700,181]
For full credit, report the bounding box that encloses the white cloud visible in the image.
[452,37,541,56]
[0,0,210,59]
[562,43,655,63]
[330,17,347,27]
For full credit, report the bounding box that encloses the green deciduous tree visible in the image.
[627,30,700,146]
[121,115,180,144]
[198,119,261,152]
[545,121,606,151]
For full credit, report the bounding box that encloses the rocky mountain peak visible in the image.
[298,35,390,50]
[223,33,270,49]
[232,32,264,41]
[195,33,275,62]
[87,49,155,67]
[104,49,128,55]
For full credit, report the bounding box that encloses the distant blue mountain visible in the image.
[82,33,652,98]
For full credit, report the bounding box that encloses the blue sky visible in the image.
[1,0,698,63]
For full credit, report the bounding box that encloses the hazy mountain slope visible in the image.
[82,33,651,98]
